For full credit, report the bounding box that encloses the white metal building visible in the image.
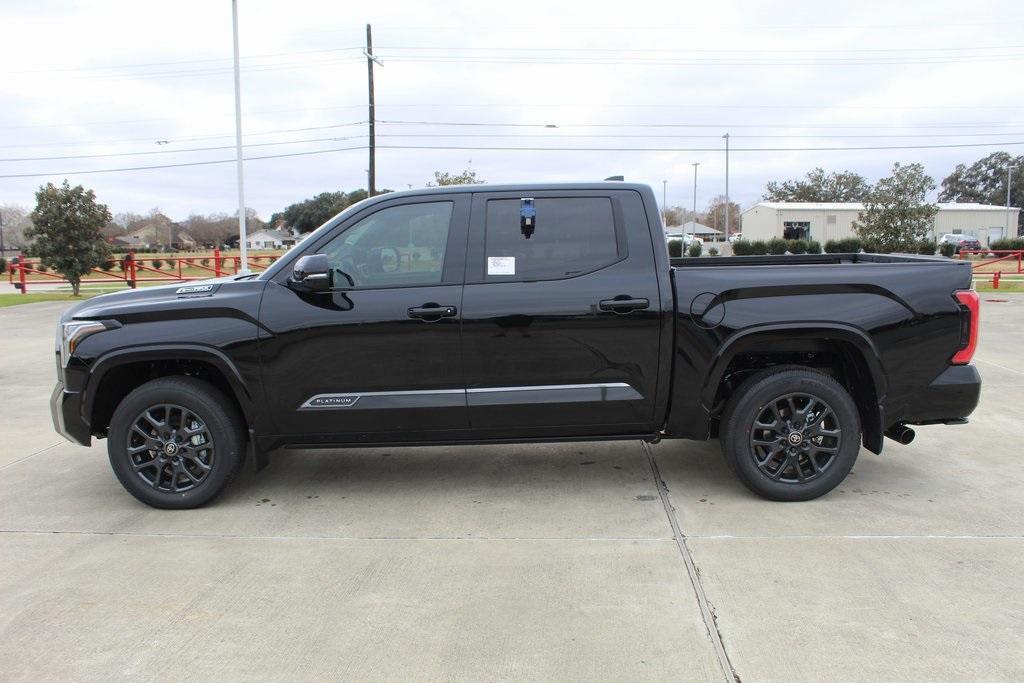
[741,202,1020,245]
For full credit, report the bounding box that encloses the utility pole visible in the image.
[691,162,700,232]
[365,24,383,196]
[662,180,667,225]
[1008,166,1015,237]
[723,133,730,238]
[231,0,248,271]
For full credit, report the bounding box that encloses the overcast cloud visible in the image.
[1,0,1022,220]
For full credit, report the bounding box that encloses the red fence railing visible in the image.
[7,249,280,294]
[959,249,1024,288]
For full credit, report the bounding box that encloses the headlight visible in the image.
[59,321,109,367]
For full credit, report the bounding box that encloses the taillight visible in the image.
[951,290,979,364]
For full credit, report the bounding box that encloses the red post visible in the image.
[214,249,222,277]
[127,252,137,289]
[17,253,27,294]
[994,271,1001,289]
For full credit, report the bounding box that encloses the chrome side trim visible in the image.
[299,389,464,411]
[298,383,642,411]
[466,382,642,407]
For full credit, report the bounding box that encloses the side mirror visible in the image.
[290,254,330,292]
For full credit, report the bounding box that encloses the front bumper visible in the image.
[50,381,91,446]
[906,364,981,425]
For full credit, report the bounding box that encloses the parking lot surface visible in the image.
[2,298,1022,680]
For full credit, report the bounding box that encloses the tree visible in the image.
[853,163,939,253]
[26,180,112,296]
[428,168,485,186]
[270,191,367,234]
[939,152,1024,235]
[763,168,871,202]
[1,204,34,250]
[703,195,741,235]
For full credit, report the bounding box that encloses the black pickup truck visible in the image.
[51,183,981,508]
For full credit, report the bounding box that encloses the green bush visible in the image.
[731,240,752,256]
[767,237,788,255]
[708,246,719,257]
[861,238,883,253]
[0,257,6,273]
[688,241,703,257]
[750,240,768,255]
[940,242,956,258]
[101,258,116,271]
[667,239,683,257]
[787,239,808,254]
[807,240,822,254]
[990,237,1024,251]
[827,237,863,253]
[915,240,937,255]
[201,258,211,267]
[151,258,164,269]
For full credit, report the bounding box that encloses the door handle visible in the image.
[408,304,458,320]
[599,297,649,313]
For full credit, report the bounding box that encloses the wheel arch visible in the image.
[704,324,887,453]
[84,345,257,440]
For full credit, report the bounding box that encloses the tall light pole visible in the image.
[231,0,248,271]
[662,179,667,225]
[691,162,700,232]
[723,133,730,238]
[1008,166,1015,238]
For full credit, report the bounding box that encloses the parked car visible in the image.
[52,183,980,508]
[939,233,982,253]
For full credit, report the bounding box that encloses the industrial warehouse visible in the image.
[741,201,1021,245]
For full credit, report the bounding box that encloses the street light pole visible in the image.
[231,0,248,272]
[691,162,700,233]
[662,180,667,225]
[723,133,730,238]
[1008,166,1015,238]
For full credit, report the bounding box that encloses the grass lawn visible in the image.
[0,291,118,308]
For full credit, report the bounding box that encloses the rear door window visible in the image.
[483,197,620,281]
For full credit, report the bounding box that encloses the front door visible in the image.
[459,189,664,435]
[259,195,470,441]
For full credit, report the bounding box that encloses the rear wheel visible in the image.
[107,377,245,509]
[721,366,861,501]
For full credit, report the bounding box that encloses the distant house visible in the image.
[111,234,147,249]
[665,221,724,242]
[246,229,295,250]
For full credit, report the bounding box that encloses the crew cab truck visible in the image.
[51,183,981,508]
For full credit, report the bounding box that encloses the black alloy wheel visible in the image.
[721,366,862,501]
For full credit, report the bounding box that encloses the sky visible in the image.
[1,0,1022,222]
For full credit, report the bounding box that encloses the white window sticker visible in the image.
[487,256,516,275]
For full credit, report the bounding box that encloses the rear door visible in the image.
[460,189,663,435]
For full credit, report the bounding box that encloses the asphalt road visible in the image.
[1,298,1022,681]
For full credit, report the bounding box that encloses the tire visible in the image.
[107,376,245,509]
[720,366,861,501]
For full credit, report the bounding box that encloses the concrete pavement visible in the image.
[1,298,1022,680]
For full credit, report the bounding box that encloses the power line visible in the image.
[9,131,1024,163]
[378,119,1024,129]
[0,121,368,150]
[0,145,367,179]
[4,140,1024,179]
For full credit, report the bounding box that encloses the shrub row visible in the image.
[989,238,1024,251]
[732,239,822,256]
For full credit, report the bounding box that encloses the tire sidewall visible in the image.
[723,370,861,501]
[107,378,243,509]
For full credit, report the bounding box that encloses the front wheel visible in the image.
[720,367,861,501]
[107,377,245,509]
